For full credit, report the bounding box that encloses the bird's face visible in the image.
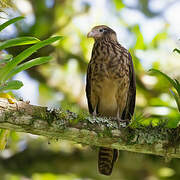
[87,25,117,41]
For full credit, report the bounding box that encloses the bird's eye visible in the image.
[99,29,104,32]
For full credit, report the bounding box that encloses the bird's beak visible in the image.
[87,30,97,38]
[87,31,94,38]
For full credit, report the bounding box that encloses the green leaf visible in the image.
[150,31,167,48]
[113,0,125,10]
[132,25,145,50]
[0,37,40,50]
[170,89,180,112]
[6,56,52,80]
[174,79,180,96]
[0,54,13,64]
[0,36,63,83]
[0,80,23,92]
[149,69,178,90]
[0,129,10,150]
[173,48,180,54]
[150,68,180,112]
[0,16,24,32]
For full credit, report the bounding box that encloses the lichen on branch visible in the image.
[0,97,180,159]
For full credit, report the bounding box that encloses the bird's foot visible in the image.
[116,118,129,129]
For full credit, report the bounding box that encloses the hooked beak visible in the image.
[87,29,99,38]
[87,31,94,38]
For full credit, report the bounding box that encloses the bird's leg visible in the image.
[116,89,130,128]
[92,105,97,117]
[93,108,97,116]
[116,107,122,129]
[91,105,97,123]
[116,106,129,129]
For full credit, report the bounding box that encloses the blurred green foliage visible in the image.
[0,16,62,152]
[150,68,180,112]
[0,16,62,89]
[0,0,180,180]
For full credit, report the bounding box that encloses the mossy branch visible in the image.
[0,97,180,159]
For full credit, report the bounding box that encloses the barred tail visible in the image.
[98,147,118,175]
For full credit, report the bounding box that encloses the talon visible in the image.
[116,118,129,128]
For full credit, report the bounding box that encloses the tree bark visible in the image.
[0,97,179,159]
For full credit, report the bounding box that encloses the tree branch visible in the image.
[0,98,179,159]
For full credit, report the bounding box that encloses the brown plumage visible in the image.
[86,25,136,175]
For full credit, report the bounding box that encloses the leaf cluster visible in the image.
[0,16,63,92]
[149,67,180,113]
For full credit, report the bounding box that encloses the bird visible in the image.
[86,25,136,176]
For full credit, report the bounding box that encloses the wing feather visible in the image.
[122,52,136,120]
[86,62,94,114]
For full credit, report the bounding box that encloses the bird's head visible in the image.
[87,25,117,41]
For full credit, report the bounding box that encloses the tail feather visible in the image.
[98,147,118,175]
